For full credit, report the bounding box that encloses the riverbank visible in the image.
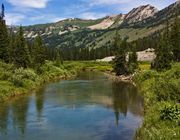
[1,60,179,139]
[0,61,112,101]
[0,69,143,140]
[104,61,151,83]
[134,63,180,140]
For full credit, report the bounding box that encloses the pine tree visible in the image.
[0,4,9,63]
[14,26,31,68]
[1,4,5,19]
[170,13,180,62]
[113,30,120,55]
[113,33,128,76]
[128,44,138,74]
[8,28,16,63]
[32,35,46,68]
[55,48,62,67]
[152,21,173,71]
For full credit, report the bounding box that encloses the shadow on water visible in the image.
[35,87,45,119]
[112,81,143,126]
[0,71,143,140]
[11,96,30,135]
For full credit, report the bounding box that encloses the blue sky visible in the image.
[1,0,176,25]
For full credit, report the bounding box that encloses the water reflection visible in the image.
[0,72,143,140]
[0,103,8,135]
[112,81,143,126]
[11,96,30,135]
[35,88,45,119]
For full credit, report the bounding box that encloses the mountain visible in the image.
[21,18,104,38]
[88,15,121,30]
[123,4,158,25]
[12,1,180,50]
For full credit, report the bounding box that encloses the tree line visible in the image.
[1,3,180,74]
[113,14,180,75]
[0,4,62,70]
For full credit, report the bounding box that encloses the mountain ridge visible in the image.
[11,1,180,51]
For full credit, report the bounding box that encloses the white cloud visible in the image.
[6,0,49,8]
[51,17,66,22]
[79,12,107,20]
[83,0,176,10]
[5,13,25,25]
[83,0,132,6]
[29,14,66,23]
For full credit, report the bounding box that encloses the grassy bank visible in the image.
[64,61,113,72]
[0,61,112,101]
[134,63,180,140]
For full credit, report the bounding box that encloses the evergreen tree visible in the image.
[14,26,31,68]
[8,28,16,63]
[170,13,180,62]
[32,35,46,68]
[0,4,9,63]
[152,21,173,71]
[128,45,138,74]
[112,30,120,55]
[1,4,5,19]
[55,48,62,67]
[113,33,128,76]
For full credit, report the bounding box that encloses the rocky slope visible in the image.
[88,15,119,30]
[19,4,160,39]
[123,4,158,24]
[12,1,180,50]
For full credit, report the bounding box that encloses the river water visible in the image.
[0,72,143,140]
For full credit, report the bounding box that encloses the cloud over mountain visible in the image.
[6,0,49,8]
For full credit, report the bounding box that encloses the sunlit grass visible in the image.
[0,61,113,100]
[135,63,180,140]
[139,61,151,70]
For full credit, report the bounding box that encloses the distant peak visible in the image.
[124,4,158,24]
[176,0,180,4]
[133,4,158,11]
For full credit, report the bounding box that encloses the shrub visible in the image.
[160,105,180,121]
[9,68,38,87]
[0,81,16,99]
[152,76,180,102]
[133,70,158,83]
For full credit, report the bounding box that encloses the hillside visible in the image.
[12,1,180,52]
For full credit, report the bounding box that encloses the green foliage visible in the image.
[113,33,129,76]
[153,77,180,101]
[139,61,151,70]
[0,8,61,69]
[113,33,139,75]
[0,61,69,100]
[0,81,16,99]
[133,70,157,83]
[152,22,173,71]
[160,105,180,121]
[38,61,68,80]
[14,26,31,68]
[32,35,46,68]
[0,60,112,100]
[113,55,128,75]
[128,50,138,74]
[0,17,9,62]
[9,68,37,87]
[170,14,180,62]
[135,63,180,140]
[64,61,112,72]
[54,49,62,67]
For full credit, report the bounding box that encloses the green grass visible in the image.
[134,63,180,140]
[139,61,151,71]
[64,61,112,72]
[0,61,112,101]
